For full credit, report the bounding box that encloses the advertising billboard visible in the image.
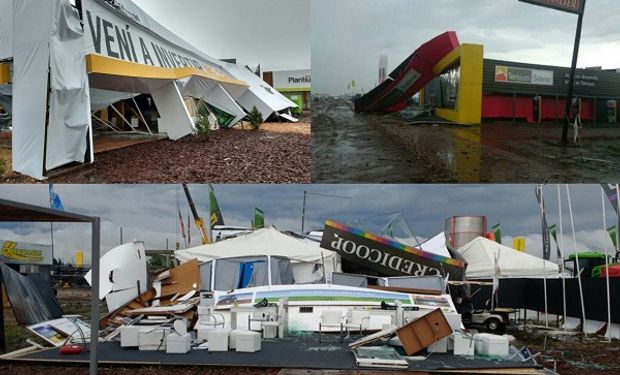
[519,0,585,15]
[0,240,53,265]
[320,220,465,280]
[495,65,554,86]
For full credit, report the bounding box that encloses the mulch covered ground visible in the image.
[0,364,280,375]
[1,122,310,184]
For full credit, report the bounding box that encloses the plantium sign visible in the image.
[320,220,465,280]
[519,0,585,15]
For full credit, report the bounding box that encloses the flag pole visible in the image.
[616,184,620,261]
[557,185,567,332]
[566,185,587,334]
[601,187,611,341]
[48,185,55,264]
[538,185,549,327]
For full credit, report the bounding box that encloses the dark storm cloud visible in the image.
[313,0,620,94]
[0,184,616,264]
[130,0,310,71]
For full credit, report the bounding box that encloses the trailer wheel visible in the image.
[486,318,501,332]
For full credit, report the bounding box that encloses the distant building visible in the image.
[421,45,620,124]
[263,69,311,111]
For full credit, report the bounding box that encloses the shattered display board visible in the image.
[0,263,63,325]
[353,346,409,369]
[27,317,90,347]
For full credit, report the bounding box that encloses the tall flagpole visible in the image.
[557,185,567,332]
[49,186,55,264]
[537,185,549,327]
[601,187,611,341]
[566,185,587,334]
[616,184,620,260]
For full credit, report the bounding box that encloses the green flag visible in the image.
[491,223,501,244]
[253,207,264,229]
[608,226,617,248]
[209,185,224,226]
[549,223,562,260]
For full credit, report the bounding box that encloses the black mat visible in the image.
[15,334,541,371]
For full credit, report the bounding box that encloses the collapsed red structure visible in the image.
[354,31,460,113]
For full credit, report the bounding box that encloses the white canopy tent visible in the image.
[176,227,341,285]
[456,237,560,279]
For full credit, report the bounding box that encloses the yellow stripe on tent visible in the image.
[0,63,9,85]
[85,54,248,87]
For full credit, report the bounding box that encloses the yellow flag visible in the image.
[512,237,526,252]
[76,250,84,267]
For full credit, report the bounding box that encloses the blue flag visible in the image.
[49,184,64,211]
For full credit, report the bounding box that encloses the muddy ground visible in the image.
[312,98,620,183]
[1,122,310,184]
[511,329,620,375]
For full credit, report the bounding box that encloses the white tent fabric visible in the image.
[419,231,452,258]
[221,63,298,120]
[46,1,92,171]
[89,88,137,113]
[0,0,12,60]
[456,237,559,279]
[179,78,246,127]
[176,227,341,280]
[12,0,54,180]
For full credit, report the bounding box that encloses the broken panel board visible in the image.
[396,308,453,355]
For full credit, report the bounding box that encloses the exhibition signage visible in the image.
[83,0,216,72]
[272,69,311,90]
[320,220,465,280]
[495,65,554,86]
[519,0,585,15]
[0,240,53,265]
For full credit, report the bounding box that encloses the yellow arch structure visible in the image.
[429,44,484,125]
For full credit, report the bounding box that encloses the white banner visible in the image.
[83,0,214,72]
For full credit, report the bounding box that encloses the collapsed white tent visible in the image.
[219,62,298,121]
[0,0,297,179]
[419,231,452,258]
[176,227,341,284]
[456,237,560,279]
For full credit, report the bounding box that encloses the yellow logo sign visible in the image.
[1,241,44,262]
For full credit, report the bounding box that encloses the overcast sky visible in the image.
[130,0,310,71]
[0,184,617,265]
[313,0,620,94]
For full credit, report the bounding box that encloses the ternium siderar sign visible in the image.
[320,220,465,280]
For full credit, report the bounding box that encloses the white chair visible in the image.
[344,310,370,339]
[319,310,344,342]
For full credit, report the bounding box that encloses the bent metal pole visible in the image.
[562,0,586,143]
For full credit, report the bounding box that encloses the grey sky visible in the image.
[0,184,617,265]
[313,0,620,94]
[130,0,310,71]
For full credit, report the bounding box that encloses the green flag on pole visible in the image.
[491,223,502,244]
[253,207,265,229]
[209,185,224,227]
[608,225,617,248]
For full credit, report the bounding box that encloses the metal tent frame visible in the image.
[0,198,100,375]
